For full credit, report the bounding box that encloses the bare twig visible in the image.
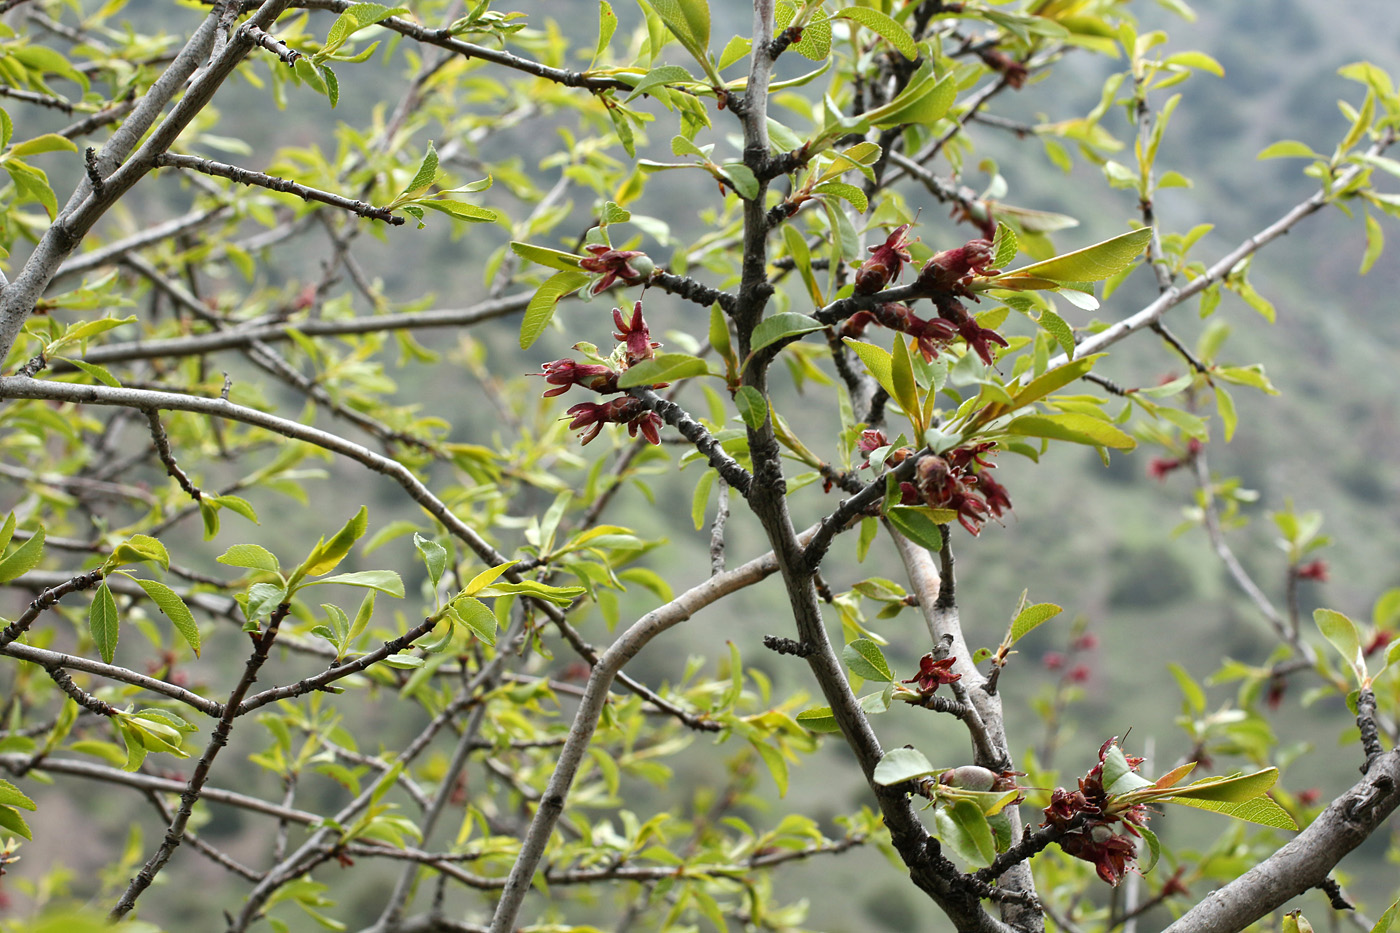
[156,152,402,224]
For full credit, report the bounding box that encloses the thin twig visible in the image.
[155,152,403,224]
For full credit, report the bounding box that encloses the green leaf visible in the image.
[991,222,1018,269]
[89,581,119,664]
[594,0,617,66]
[843,638,893,682]
[453,596,498,646]
[462,559,519,596]
[1257,139,1320,160]
[843,338,897,402]
[404,140,439,196]
[890,334,921,427]
[717,162,759,200]
[8,133,78,158]
[0,778,36,810]
[303,570,405,597]
[381,653,424,669]
[0,525,44,583]
[297,506,368,579]
[0,513,12,553]
[885,506,944,553]
[108,534,170,572]
[520,269,590,350]
[1315,608,1366,682]
[866,67,958,129]
[1215,384,1237,442]
[874,746,936,785]
[1005,412,1136,450]
[510,241,584,271]
[990,228,1152,285]
[935,799,997,867]
[1009,602,1062,643]
[749,312,824,356]
[217,544,280,573]
[0,806,31,840]
[812,181,868,213]
[1361,211,1384,274]
[414,533,448,587]
[1164,792,1298,830]
[418,199,498,223]
[650,0,711,58]
[1147,767,1279,803]
[735,385,767,429]
[616,352,711,388]
[61,357,120,386]
[134,578,201,657]
[324,2,406,56]
[1168,662,1206,714]
[623,64,694,102]
[1008,355,1102,413]
[834,7,917,59]
[796,706,842,733]
[476,580,585,606]
[752,739,789,796]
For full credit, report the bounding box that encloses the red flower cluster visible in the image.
[612,301,658,365]
[566,397,663,446]
[931,295,1010,366]
[841,302,958,362]
[1042,739,1151,885]
[901,443,1012,535]
[535,359,619,398]
[580,245,653,296]
[903,653,961,695]
[854,224,914,295]
[918,239,997,293]
[533,302,665,447]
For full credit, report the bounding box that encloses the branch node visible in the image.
[762,635,814,658]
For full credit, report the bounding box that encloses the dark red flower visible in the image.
[533,359,620,397]
[1043,651,1066,671]
[580,245,653,296]
[906,446,1011,536]
[1068,664,1091,684]
[841,302,958,362]
[918,238,997,293]
[1295,559,1329,582]
[1059,825,1138,885]
[1148,457,1183,481]
[977,48,1029,89]
[1073,633,1099,651]
[612,301,659,365]
[1297,787,1322,807]
[854,224,913,295]
[565,397,663,446]
[903,653,962,694]
[1042,739,1151,886]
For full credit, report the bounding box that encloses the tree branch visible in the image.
[155,152,403,224]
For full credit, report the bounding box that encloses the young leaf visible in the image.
[874,746,937,785]
[748,313,824,356]
[217,544,281,573]
[0,526,45,584]
[414,533,448,587]
[885,506,944,553]
[134,578,201,657]
[796,706,842,733]
[453,596,499,646]
[1315,608,1366,683]
[89,581,119,664]
[1005,412,1136,450]
[519,270,590,350]
[303,570,405,597]
[988,228,1152,285]
[462,559,520,596]
[735,385,768,429]
[616,352,711,388]
[843,638,893,683]
[834,7,918,59]
[934,799,997,867]
[1164,792,1298,830]
[1009,602,1062,643]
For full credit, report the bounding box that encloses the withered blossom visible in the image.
[566,398,663,446]
[854,224,914,295]
[532,359,619,397]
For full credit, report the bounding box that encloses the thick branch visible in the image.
[1163,749,1400,933]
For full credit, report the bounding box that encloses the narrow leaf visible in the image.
[134,578,201,657]
[89,581,119,664]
